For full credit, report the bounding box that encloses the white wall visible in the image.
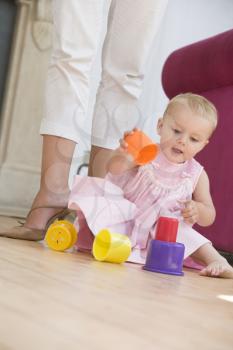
[71,0,233,178]
[141,0,233,142]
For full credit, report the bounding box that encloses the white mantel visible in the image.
[0,0,53,217]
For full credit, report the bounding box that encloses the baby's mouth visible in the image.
[172,147,183,154]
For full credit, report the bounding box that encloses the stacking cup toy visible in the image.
[124,130,159,165]
[155,217,178,242]
[45,220,78,251]
[143,240,185,276]
[92,229,131,263]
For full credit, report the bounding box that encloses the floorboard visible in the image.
[0,216,233,350]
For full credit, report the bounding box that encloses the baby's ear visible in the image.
[157,118,163,135]
[200,139,209,151]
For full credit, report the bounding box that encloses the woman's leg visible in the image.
[89,0,168,177]
[26,0,104,229]
[24,136,75,229]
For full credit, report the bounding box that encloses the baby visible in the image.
[69,93,233,278]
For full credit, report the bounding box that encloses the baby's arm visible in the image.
[181,170,216,226]
[107,130,138,175]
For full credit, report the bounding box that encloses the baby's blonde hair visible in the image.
[163,93,218,133]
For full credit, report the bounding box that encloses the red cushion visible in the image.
[161,30,233,252]
[162,29,233,96]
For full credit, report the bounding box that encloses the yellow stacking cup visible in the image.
[45,220,78,252]
[92,229,131,263]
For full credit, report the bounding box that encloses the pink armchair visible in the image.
[162,29,233,254]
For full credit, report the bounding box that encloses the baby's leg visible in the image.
[191,243,233,279]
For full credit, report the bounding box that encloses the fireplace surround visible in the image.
[0,0,53,216]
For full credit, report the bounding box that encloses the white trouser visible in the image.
[40,0,168,149]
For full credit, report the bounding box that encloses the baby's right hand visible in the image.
[108,128,139,174]
[119,128,140,152]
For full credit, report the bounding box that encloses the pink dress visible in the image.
[68,151,210,265]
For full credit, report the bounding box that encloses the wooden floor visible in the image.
[0,217,233,350]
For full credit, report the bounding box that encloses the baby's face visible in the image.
[157,103,213,163]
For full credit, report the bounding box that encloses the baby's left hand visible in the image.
[180,200,199,225]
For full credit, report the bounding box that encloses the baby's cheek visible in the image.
[160,138,172,150]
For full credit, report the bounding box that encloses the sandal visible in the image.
[0,206,75,241]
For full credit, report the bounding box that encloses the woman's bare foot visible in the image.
[200,259,233,279]
[0,188,71,241]
[24,188,70,230]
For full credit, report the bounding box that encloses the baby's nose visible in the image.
[177,135,187,144]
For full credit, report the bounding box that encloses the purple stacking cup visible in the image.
[143,240,185,276]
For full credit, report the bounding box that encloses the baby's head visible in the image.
[157,93,218,163]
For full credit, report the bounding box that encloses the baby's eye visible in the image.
[173,128,181,134]
[190,137,198,142]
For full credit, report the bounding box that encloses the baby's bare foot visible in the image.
[200,259,233,279]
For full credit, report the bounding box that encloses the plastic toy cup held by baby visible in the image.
[124,130,159,165]
[143,240,185,276]
[92,229,131,263]
[155,217,178,242]
[45,220,78,251]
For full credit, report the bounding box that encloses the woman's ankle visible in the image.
[32,188,70,208]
